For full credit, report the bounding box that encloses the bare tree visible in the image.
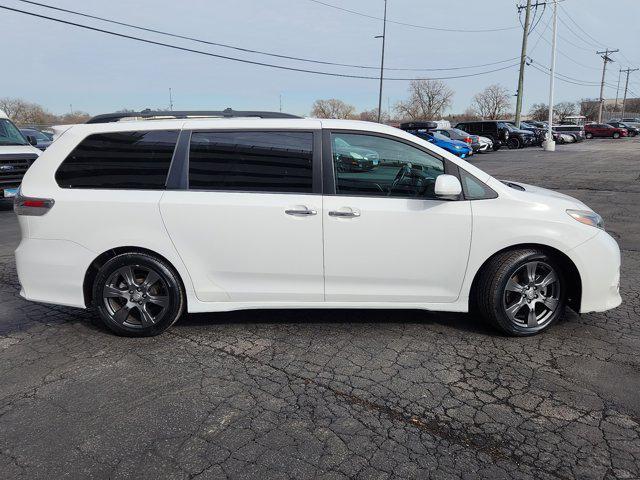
[554,101,577,122]
[580,98,600,121]
[0,97,79,125]
[310,99,356,119]
[471,84,512,119]
[528,103,549,121]
[395,80,454,120]
[357,108,390,123]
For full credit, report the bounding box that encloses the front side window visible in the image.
[188,131,313,193]
[56,130,178,189]
[331,133,445,198]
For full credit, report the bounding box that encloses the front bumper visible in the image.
[568,231,622,313]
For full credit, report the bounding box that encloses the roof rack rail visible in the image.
[86,108,301,124]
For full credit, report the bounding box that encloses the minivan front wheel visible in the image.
[476,249,566,336]
[93,253,185,336]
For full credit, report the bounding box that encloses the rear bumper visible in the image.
[15,237,94,308]
[568,231,622,313]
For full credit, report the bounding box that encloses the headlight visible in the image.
[566,209,605,230]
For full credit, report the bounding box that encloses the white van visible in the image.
[14,110,621,337]
[0,109,41,198]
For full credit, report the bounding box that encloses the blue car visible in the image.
[399,122,473,159]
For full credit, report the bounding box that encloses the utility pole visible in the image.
[169,88,174,111]
[615,69,622,113]
[621,67,639,118]
[515,0,532,128]
[376,0,388,123]
[596,48,618,123]
[543,0,558,152]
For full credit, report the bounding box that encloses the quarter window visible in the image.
[56,130,178,189]
[331,133,445,198]
[188,131,313,193]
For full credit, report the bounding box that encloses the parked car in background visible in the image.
[19,128,53,150]
[478,136,494,152]
[607,121,638,137]
[584,123,628,139]
[454,120,534,150]
[0,110,41,199]
[433,128,485,153]
[611,118,640,130]
[334,136,380,172]
[400,122,473,159]
[14,109,622,338]
[509,121,547,146]
[554,124,585,142]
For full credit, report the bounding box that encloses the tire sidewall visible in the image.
[93,253,184,336]
[586,132,593,139]
[491,252,566,336]
[613,132,620,139]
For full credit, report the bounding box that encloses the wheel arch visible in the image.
[468,243,582,313]
[83,246,188,308]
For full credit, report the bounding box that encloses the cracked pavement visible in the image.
[1,139,639,479]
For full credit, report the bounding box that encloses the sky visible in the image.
[1,0,639,118]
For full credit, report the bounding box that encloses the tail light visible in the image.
[465,137,472,144]
[14,189,55,216]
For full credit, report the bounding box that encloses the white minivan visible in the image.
[14,110,621,337]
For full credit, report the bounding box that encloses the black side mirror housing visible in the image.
[26,135,38,146]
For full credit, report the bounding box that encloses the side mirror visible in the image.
[434,174,462,200]
[26,135,38,146]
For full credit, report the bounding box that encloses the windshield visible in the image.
[499,122,517,131]
[20,130,51,142]
[431,131,451,141]
[0,119,28,146]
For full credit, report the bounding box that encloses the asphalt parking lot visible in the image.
[1,138,639,480]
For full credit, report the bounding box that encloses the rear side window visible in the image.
[56,130,178,189]
[188,131,313,193]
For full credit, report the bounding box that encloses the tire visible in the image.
[612,132,620,139]
[507,137,521,149]
[585,132,593,139]
[475,249,566,336]
[92,252,185,337]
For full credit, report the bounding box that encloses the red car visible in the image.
[584,123,628,139]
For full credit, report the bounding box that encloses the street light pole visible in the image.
[376,0,388,123]
[543,0,557,152]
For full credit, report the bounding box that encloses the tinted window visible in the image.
[188,131,313,193]
[331,133,444,198]
[56,130,178,189]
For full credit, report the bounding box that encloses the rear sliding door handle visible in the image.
[285,208,317,216]
[328,210,361,218]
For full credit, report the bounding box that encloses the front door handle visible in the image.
[285,207,317,216]
[329,209,361,218]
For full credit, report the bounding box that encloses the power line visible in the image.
[0,4,520,81]
[558,4,607,48]
[305,0,519,33]
[14,0,518,72]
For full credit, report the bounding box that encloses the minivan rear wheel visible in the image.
[93,252,185,337]
[475,249,566,336]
